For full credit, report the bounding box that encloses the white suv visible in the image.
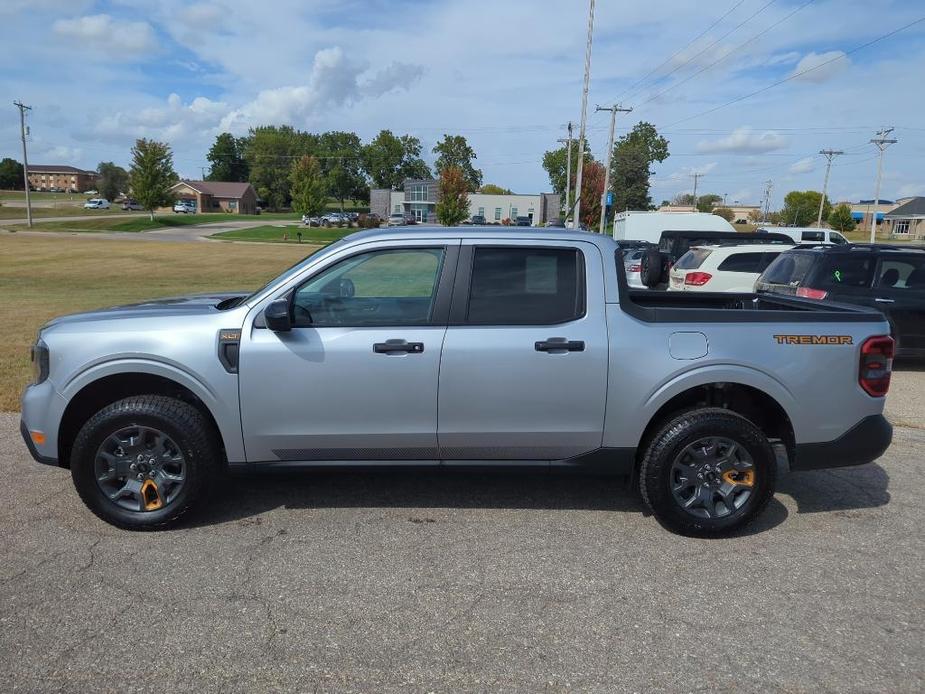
[83,198,111,209]
[669,244,787,293]
[173,200,196,214]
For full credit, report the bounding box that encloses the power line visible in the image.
[615,0,748,101]
[635,0,816,109]
[661,15,925,129]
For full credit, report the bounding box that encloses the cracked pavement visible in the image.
[1,377,923,692]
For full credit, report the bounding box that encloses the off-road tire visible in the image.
[639,408,776,537]
[70,395,220,530]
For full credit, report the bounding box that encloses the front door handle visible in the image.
[874,297,895,303]
[373,340,424,354]
[535,338,585,353]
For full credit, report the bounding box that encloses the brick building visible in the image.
[27,165,98,192]
[168,180,258,214]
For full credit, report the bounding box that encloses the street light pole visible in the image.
[595,104,632,233]
[572,0,595,229]
[557,121,573,223]
[869,128,897,243]
[14,100,33,228]
[816,149,843,227]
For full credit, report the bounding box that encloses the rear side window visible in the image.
[759,252,816,285]
[876,256,925,290]
[716,252,766,273]
[813,255,875,289]
[801,231,825,242]
[675,248,712,270]
[466,247,584,324]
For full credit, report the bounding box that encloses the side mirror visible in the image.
[264,298,292,332]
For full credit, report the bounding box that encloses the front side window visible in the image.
[830,232,848,244]
[466,247,584,325]
[292,248,445,327]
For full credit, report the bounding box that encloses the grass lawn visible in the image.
[0,206,122,220]
[211,225,355,245]
[0,235,316,411]
[6,212,300,233]
[0,190,89,202]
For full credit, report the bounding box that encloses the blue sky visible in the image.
[2,0,924,207]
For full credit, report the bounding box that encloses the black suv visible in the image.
[756,244,925,357]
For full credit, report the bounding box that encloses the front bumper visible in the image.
[20,419,58,466]
[791,414,892,471]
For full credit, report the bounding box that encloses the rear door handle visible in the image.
[373,340,424,354]
[535,338,585,353]
[874,298,895,303]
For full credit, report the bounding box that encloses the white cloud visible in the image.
[789,157,816,174]
[790,51,850,83]
[219,48,422,132]
[53,14,157,57]
[696,127,790,154]
[87,93,228,143]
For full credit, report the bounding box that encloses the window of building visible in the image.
[292,248,445,327]
[511,207,518,218]
[394,204,402,214]
[494,207,502,221]
[409,184,428,202]
[478,207,485,217]
[527,208,534,219]
[893,221,910,235]
[465,247,584,325]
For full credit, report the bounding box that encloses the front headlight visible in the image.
[31,339,49,385]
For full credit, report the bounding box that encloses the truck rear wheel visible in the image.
[639,408,776,537]
[70,395,220,530]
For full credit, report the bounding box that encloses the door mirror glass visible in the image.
[264,298,293,332]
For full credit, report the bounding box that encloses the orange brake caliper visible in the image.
[140,479,163,510]
[721,469,755,487]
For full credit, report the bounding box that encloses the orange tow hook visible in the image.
[140,478,163,510]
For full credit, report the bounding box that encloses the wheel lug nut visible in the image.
[137,473,144,480]
[130,463,136,471]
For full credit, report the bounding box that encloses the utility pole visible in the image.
[816,149,843,227]
[572,0,595,229]
[869,128,897,243]
[691,172,704,211]
[556,121,574,224]
[595,104,632,233]
[761,179,774,222]
[14,100,33,228]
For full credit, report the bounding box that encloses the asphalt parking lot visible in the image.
[1,371,923,692]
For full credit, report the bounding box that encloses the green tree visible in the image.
[713,207,735,222]
[435,166,469,226]
[782,190,830,227]
[0,157,24,189]
[433,134,482,191]
[242,125,318,210]
[579,159,606,229]
[672,193,695,206]
[828,203,857,232]
[696,193,722,213]
[541,141,593,215]
[289,155,327,218]
[478,183,512,195]
[97,161,129,202]
[610,122,670,211]
[206,132,249,182]
[318,131,367,209]
[362,130,430,190]
[128,139,177,220]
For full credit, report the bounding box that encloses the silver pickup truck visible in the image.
[21,228,894,536]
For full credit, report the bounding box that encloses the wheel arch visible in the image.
[58,371,229,469]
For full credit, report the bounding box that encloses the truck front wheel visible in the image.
[70,395,220,530]
[639,408,776,537]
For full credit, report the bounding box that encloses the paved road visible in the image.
[0,217,285,243]
[1,397,923,691]
[0,212,141,225]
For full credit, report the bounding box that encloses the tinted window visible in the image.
[292,248,444,326]
[759,252,817,285]
[717,252,765,273]
[675,248,713,270]
[813,255,874,289]
[467,247,583,325]
[801,231,825,242]
[876,256,925,290]
[830,232,848,245]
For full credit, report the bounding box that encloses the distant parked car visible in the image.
[361,213,382,227]
[515,216,532,227]
[470,214,487,225]
[301,214,321,227]
[321,212,347,226]
[83,190,98,196]
[121,199,143,211]
[83,198,111,210]
[403,214,417,225]
[173,200,196,214]
[387,213,406,227]
[668,244,786,293]
[545,218,566,228]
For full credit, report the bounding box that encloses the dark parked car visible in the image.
[756,244,925,357]
[470,214,486,225]
[514,216,532,226]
